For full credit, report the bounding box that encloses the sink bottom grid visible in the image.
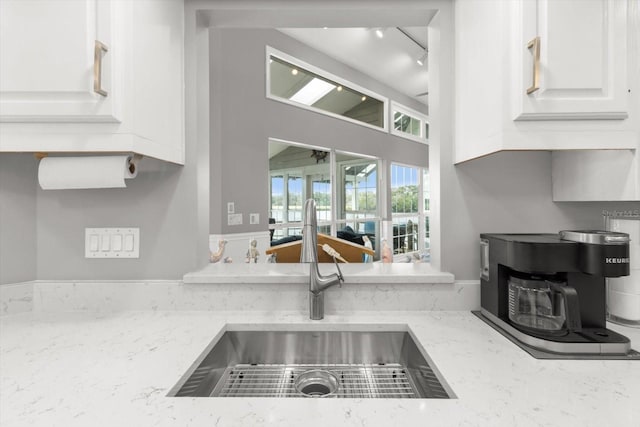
[212,363,437,398]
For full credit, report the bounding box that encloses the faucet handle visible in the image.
[332,256,344,286]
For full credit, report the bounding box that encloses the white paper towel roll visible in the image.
[38,156,137,190]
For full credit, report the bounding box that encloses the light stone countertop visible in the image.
[1,310,639,427]
[183,262,455,284]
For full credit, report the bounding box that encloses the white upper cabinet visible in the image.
[454,0,638,165]
[0,0,185,164]
[513,0,628,120]
[0,0,119,122]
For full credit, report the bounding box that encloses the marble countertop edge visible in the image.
[183,262,456,284]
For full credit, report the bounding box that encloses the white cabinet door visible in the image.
[0,0,120,122]
[513,0,628,120]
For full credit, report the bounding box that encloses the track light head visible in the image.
[416,50,428,66]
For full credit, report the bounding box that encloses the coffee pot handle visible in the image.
[546,281,582,332]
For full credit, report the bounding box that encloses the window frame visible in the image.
[389,162,430,259]
[268,139,383,258]
[390,101,429,144]
[266,46,389,134]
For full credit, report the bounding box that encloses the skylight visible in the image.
[289,78,336,106]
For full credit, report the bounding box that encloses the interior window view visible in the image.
[268,138,430,263]
[268,140,383,262]
[265,47,430,263]
[2,1,640,425]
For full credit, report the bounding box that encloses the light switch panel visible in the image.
[250,213,260,225]
[228,213,242,226]
[85,228,139,258]
[100,235,110,251]
[112,234,123,251]
[89,234,99,252]
[124,234,135,251]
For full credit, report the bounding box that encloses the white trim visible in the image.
[390,101,429,144]
[454,279,481,286]
[266,46,389,133]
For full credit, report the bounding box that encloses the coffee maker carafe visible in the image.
[476,231,639,359]
[508,275,581,335]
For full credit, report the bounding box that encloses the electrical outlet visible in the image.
[250,213,260,225]
[85,228,139,258]
[227,202,235,214]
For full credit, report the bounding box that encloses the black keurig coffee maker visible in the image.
[476,231,639,359]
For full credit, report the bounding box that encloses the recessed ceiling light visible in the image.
[361,96,367,102]
[291,68,299,75]
[374,28,385,39]
[336,85,343,92]
[323,27,328,30]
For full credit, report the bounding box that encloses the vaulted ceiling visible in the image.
[279,24,433,107]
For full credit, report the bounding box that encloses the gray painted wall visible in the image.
[445,150,639,279]
[0,154,37,285]
[209,28,430,235]
[35,158,203,280]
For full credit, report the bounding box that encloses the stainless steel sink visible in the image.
[168,325,454,399]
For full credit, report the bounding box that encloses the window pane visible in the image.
[270,175,284,223]
[287,175,302,222]
[391,164,419,214]
[423,168,430,212]
[269,55,385,128]
[424,216,430,251]
[312,178,331,222]
[392,216,419,255]
[393,111,422,138]
[317,224,331,235]
[342,162,377,217]
[342,219,378,258]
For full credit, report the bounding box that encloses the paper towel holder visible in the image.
[34,152,143,172]
[129,154,143,174]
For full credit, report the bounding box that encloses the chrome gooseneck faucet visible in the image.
[301,199,344,320]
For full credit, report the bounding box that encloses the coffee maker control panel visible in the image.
[559,230,630,277]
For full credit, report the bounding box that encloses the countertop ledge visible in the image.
[183,262,455,284]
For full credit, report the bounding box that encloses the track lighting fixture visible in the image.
[416,50,428,66]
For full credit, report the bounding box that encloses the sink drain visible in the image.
[294,369,339,397]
